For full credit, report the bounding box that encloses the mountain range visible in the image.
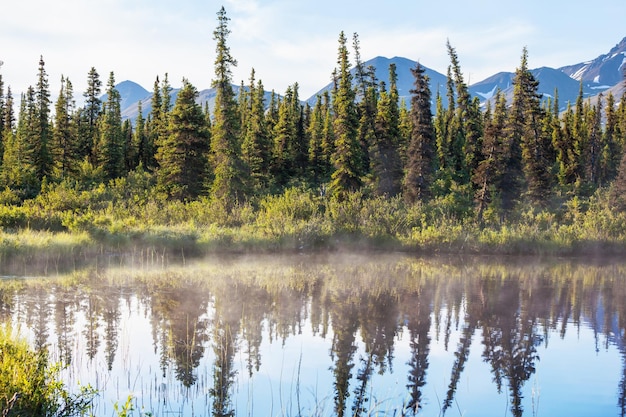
[113,36,626,121]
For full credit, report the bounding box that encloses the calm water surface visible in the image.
[2,252,626,417]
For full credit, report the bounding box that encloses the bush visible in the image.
[0,324,96,416]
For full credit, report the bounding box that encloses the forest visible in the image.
[1,7,626,256]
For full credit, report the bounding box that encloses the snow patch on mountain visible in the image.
[475,85,499,100]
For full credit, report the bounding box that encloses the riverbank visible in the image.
[1,182,626,261]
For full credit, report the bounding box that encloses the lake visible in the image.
[2,251,625,417]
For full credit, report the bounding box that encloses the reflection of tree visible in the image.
[210,285,243,417]
[82,291,103,360]
[24,286,51,350]
[329,290,359,417]
[403,285,433,415]
[149,282,210,388]
[53,286,77,365]
[0,287,16,322]
[481,276,542,417]
[352,291,400,416]
[103,288,122,370]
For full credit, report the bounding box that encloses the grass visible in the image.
[0,323,97,416]
[1,182,626,259]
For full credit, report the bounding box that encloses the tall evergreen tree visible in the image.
[473,91,509,220]
[586,95,603,186]
[403,63,435,203]
[307,95,326,187]
[80,67,102,163]
[600,92,620,184]
[510,47,552,205]
[0,87,15,172]
[573,83,589,185]
[241,73,271,193]
[33,56,53,181]
[210,6,247,207]
[97,72,124,180]
[2,90,38,195]
[52,76,78,180]
[134,100,152,170]
[329,31,362,197]
[271,85,298,187]
[156,79,210,200]
[353,32,377,178]
[372,64,402,197]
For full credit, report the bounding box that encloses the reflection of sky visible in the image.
[12,291,622,417]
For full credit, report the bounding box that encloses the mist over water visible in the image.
[2,252,626,417]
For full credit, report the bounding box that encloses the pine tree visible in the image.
[134,100,152,170]
[156,79,210,200]
[122,118,135,172]
[403,63,435,203]
[510,47,552,205]
[573,83,588,185]
[0,73,5,143]
[0,87,15,171]
[599,92,620,184]
[144,76,164,172]
[33,56,53,181]
[586,94,603,186]
[52,76,78,180]
[271,85,298,187]
[329,31,362,198]
[473,91,508,220]
[241,74,271,193]
[210,6,247,207]
[97,72,124,180]
[353,32,377,178]
[307,95,326,187]
[372,64,402,197]
[2,90,38,195]
[80,67,102,163]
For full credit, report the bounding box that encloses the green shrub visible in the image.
[0,323,96,416]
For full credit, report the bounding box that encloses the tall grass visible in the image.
[1,179,626,257]
[0,323,96,416]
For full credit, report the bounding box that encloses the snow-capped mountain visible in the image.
[115,36,626,121]
[559,37,626,88]
[305,56,449,110]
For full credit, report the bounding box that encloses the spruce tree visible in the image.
[80,67,102,163]
[134,100,152,170]
[599,92,620,184]
[510,47,552,205]
[586,95,603,186]
[372,64,402,197]
[271,85,298,187]
[0,87,15,172]
[210,6,247,207]
[307,95,326,187]
[97,72,124,180]
[241,75,271,193]
[3,89,38,195]
[52,76,78,180]
[329,31,362,198]
[404,63,435,203]
[473,91,508,220]
[33,56,53,181]
[156,79,210,200]
[353,32,377,178]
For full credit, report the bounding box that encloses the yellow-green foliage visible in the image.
[0,324,95,416]
[1,171,626,256]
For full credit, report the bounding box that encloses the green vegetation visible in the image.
[0,8,625,257]
[0,324,96,416]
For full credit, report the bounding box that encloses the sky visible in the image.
[1,0,625,102]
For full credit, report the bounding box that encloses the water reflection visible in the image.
[3,253,626,417]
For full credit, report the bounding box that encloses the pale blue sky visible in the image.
[1,0,625,100]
